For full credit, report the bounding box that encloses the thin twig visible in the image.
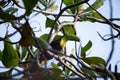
[64,58,90,78]
[46,50,86,79]
[0,31,17,41]
[0,68,29,79]
[71,55,116,80]
[86,2,120,33]
[49,22,75,43]
[12,0,120,33]
[27,47,34,58]
[106,0,115,67]
[59,0,63,11]
[97,32,120,41]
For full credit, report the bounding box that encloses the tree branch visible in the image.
[86,2,120,33]
[47,0,89,43]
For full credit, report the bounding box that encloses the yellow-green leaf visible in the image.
[64,34,80,42]
[81,40,92,58]
[5,7,18,14]
[46,17,58,30]
[2,39,19,67]
[82,57,106,67]
[74,0,83,12]
[85,0,105,12]
[51,62,59,70]
[79,11,104,22]
[81,67,95,79]
[40,34,62,41]
[39,0,46,6]
[63,0,75,13]
[63,25,76,35]
[46,4,58,12]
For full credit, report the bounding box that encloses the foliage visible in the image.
[2,38,19,67]
[0,0,120,80]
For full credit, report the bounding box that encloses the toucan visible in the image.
[34,34,80,62]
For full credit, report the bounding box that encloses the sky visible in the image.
[0,0,120,74]
[75,0,120,72]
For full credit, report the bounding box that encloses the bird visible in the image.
[35,35,80,62]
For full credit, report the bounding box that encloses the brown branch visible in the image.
[0,68,29,79]
[46,50,86,79]
[86,17,120,29]
[64,58,90,78]
[0,30,17,41]
[71,55,116,80]
[49,22,75,43]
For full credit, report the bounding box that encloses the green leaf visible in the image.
[23,0,38,16]
[82,57,106,67]
[0,8,15,21]
[81,40,92,58]
[79,11,104,22]
[63,0,84,13]
[0,50,3,60]
[47,0,55,6]
[2,39,19,67]
[46,4,58,12]
[81,67,96,79]
[63,0,75,13]
[40,34,49,41]
[5,7,18,14]
[39,0,46,6]
[0,1,7,7]
[89,11,104,20]
[64,34,80,42]
[51,62,59,70]
[85,0,105,12]
[79,12,92,21]
[65,64,72,76]
[65,68,71,75]
[63,25,76,35]
[74,0,84,12]
[40,34,62,41]
[46,17,58,30]
[59,34,79,49]
[63,0,74,7]
[50,68,63,80]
